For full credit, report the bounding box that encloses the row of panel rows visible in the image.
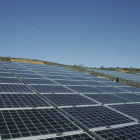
[1,93,140,109]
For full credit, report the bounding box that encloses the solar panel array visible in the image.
[85,68,140,84]
[0,61,140,140]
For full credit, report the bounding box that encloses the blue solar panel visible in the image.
[0,108,80,139]
[115,93,140,102]
[11,70,36,74]
[31,85,74,93]
[0,77,22,83]
[95,124,140,140]
[16,74,44,79]
[41,133,94,140]
[119,87,140,92]
[88,78,110,82]
[109,104,140,120]
[62,106,134,129]
[103,82,127,87]
[54,80,84,85]
[0,94,50,108]
[0,84,33,93]
[69,76,89,81]
[43,94,97,106]
[96,87,127,93]
[84,94,129,104]
[67,86,103,93]
[0,72,15,78]
[22,78,57,85]
[80,81,108,86]
[44,75,70,80]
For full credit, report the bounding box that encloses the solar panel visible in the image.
[87,78,110,82]
[62,106,134,129]
[84,94,129,104]
[42,94,98,106]
[67,86,103,93]
[21,78,57,85]
[0,77,22,84]
[44,76,70,80]
[40,133,94,140]
[115,93,140,102]
[0,84,33,93]
[8,67,29,71]
[11,70,36,74]
[82,75,96,78]
[69,76,89,81]
[31,85,74,93]
[95,124,140,140]
[0,94,50,108]
[35,71,61,75]
[0,69,9,72]
[103,82,127,87]
[0,72,15,78]
[80,81,108,86]
[16,74,44,79]
[41,72,62,76]
[109,104,140,120]
[96,87,127,93]
[54,80,84,85]
[0,108,81,139]
[58,73,77,77]
[119,87,140,93]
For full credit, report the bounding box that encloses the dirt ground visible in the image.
[11,59,45,65]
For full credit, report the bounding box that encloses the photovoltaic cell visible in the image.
[0,77,22,84]
[95,124,140,140]
[0,108,80,139]
[31,85,74,93]
[22,78,57,85]
[115,93,140,102]
[0,94,50,108]
[54,80,84,85]
[119,87,140,92]
[16,74,44,79]
[62,106,134,129]
[67,86,103,93]
[0,84,33,93]
[84,94,129,104]
[96,87,126,93]
[41,133,94,140]
[109,104,140,120]
[43,94,97,106]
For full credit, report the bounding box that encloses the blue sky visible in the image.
[0,0,140,68]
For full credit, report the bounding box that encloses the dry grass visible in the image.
[11,59,45,65]
[115,68,129,73]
